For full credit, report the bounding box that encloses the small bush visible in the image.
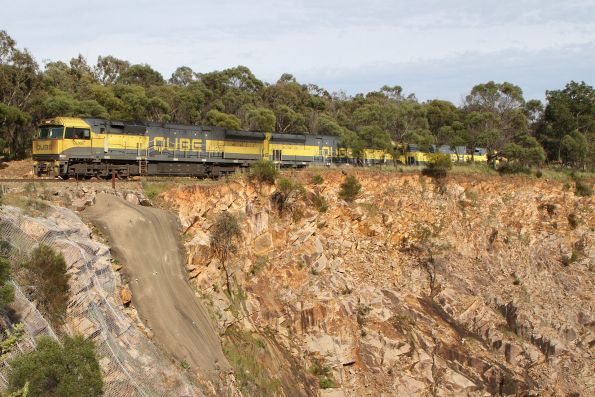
[223,327,281,396]
[422,153,452,179]
[497,162,531,175]
[25,245,70,327]
[309,191,328,213]
[568,213,578,229]
[8,335,103,396]
[250,160,278,184]
[272,178,306,214]
[339,175,361,203]
[310,358,335,390]
[311,174,324,185]
[575,181,593,197]
[210,212,242,293]
[535,169,543,178]
[0,257,15,310]
[141,182,173,200]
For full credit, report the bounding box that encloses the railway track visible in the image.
[0,178,142,183]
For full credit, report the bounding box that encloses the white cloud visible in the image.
[1,0,593,100]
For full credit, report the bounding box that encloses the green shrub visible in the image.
[575,181,593,197]
[568,213,578,229]
[0,323,25,361]
[210,212,242,293]
[223,327,281,396]
[535,169,543,178]
[272,178,306,214]
[25,245,70,327]
[309,191,328,213]
[141,181,173,200]
[278,178,306,198]
[310,358,336,389]
[422,153,452,179]
[8,335,103,396]
[250,160,278,183]
[0,257,15,310]
[497,162,531,175]
[0,240,10,258]
[311,174,324,185]
[339,175,361,202]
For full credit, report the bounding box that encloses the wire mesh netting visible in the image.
[0,205,202,397]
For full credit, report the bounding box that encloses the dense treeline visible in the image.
[0,30,593,169]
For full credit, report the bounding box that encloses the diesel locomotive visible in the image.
[31,116,488,178]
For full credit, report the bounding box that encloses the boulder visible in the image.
[119,285,132,305]
[126,193,140,205]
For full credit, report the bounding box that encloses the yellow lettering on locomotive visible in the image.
[192,139,201,151]
[166,138,176,150]
[154,137,165,151]
[179,138,190,150]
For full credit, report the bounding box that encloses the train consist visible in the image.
[32,116,487,178]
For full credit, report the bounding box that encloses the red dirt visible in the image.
[0,160,35,179]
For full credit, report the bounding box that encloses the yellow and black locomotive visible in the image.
[32,117,488,178]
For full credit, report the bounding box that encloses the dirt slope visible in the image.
[83,193,229,377]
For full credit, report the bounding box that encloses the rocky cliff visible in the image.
[162,171,593,397]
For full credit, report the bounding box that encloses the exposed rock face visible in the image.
[163,172,594,397]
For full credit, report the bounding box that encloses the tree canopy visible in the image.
[0,30,592,169]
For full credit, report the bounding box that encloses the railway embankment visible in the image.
[159,170,593,396]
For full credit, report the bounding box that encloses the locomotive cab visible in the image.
[32,117,93,176]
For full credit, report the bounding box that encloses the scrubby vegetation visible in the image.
[0,257,15,310]
[309,191,328,213]
[141,181,173,200]
[339,175,361,202]
[310,358,336,389]
[311,174,324,185]
[223,327,281,396]
[574,180,593,197]
[422,153,452,179]
[0,323,25,361]
[497,162,532,175]
[8,335,103,396]
[210,212,242,293]
[24,245,70,328]
[271,178,306,214]
[250,160,278,184]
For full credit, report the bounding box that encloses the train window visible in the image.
[38,126,63,139]
[65,127,91,139]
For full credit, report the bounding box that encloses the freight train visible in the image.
[32,116,488,178]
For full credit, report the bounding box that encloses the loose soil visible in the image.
[83,193,228,376]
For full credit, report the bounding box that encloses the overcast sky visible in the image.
[2,0,594,103]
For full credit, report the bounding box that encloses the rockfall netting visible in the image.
[0,205,201,397]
